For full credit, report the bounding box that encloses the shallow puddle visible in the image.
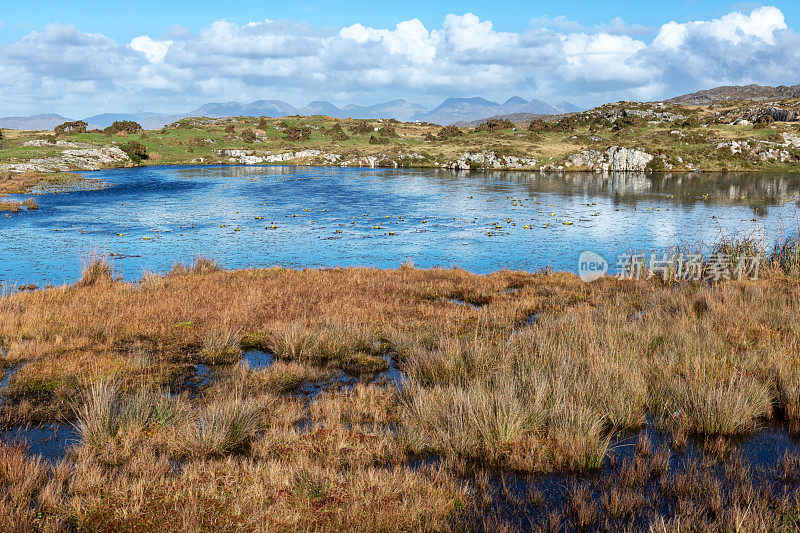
[448,420,800,530]
[0,423,78,464]
[242,349,274,369]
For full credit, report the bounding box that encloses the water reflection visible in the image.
[1,165,799,286]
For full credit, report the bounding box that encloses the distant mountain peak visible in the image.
[504,96,528,106]
[1,94,570,130]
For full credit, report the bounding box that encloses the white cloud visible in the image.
[0,6,798,117]
[129,35,173,62]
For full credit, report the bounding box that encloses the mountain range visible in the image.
[0,97,581,131]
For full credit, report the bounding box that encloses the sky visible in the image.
[1,1,799,117]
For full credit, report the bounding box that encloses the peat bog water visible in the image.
[1,165,800,286]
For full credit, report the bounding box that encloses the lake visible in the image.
[1,165,799,286]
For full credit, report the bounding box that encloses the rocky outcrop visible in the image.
[565,146,654,172]
[213,149,342,165]
[448,151,537,170]
[22,140,96,149]
[1,147,131,172]
[582,104,688,124]
[715,139,794,162]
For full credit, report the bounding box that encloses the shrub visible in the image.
[120,141,148,163]
[475,119,514,132]
[612,115,644,131]
[285,126,311,141]
[349,122,374,135]
[54,120,87,134]
[369,135,390,145]
[103,121,143,135]
[377,125,399,138]
[241,128,257,143]
[326,123,349,141]
[528,119,547,132]
[257,117,269,130]
[224,124,235,134]
[436,125,462,140]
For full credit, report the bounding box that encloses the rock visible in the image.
[782,132,800,148]
[565,150,603,169]
[606,146,654,172]
[22,140,95,148]
[2,146,131,172]
[716,139,793,162]
[449,151,537,170]
[564,146,653,172]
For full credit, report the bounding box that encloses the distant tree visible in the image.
[0,129,4,141]
[120,141,148,163]
[104,121,143,135]
[54,120,88,134]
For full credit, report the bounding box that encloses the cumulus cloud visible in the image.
[0,6,798,116]
[129,36,173,62]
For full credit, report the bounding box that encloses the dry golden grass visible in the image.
[1,261,800,529]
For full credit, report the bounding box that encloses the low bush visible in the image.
[54,121,87,134]
[326,123,349,141]
[436,125,462,140]
[475,119,515,132]
[349,122,374,135]
[285,126,311,141]
[103,121,142,135]
[119,141,148,163]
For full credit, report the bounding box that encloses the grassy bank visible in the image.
[2,99,800,173]
[1,253,800,529]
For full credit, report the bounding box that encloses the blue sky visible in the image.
[3,1,799,43]
[1,2,799,116]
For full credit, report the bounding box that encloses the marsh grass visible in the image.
[180,395,265,456]
[2,263,800,528]
[80,251,114,286]
[771,232,800,276]
[169,256,221,276]
[76,381,184,460]
[199,325,241,364]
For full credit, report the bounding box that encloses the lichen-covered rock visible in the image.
[564,146,653,172]
[449,151,537,170]
[606,146,654,172]
[715,139,793,162]
[2,146,131,172]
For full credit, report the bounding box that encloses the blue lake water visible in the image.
[1,165,799,286]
